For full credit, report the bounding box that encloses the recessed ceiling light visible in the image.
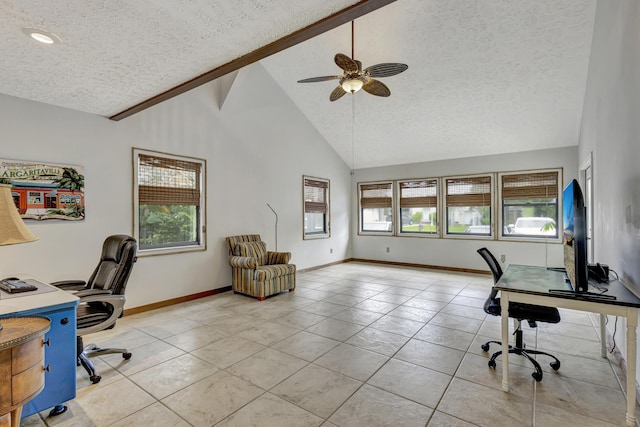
[22,27,60,44]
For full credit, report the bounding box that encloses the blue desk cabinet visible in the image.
[20,301,78,417]
[0,281,79,418]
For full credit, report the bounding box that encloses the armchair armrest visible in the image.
[267,251,291,265]
[77,293,126,335]
[51,280,87,291]
[229,256,258,269]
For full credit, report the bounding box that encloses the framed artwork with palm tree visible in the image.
[0,158,85,221]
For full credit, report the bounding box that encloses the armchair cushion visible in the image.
[234,241,267,265]
[256,264,296,282]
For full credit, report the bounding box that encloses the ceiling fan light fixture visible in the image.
[341,77,363,93]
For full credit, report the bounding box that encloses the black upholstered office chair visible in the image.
[477,247,561,381]
[53,235,137,384]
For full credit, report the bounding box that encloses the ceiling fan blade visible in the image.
[330,85,347,102]
[363,63,408,78]
[362,79,391,97]
[297,75,341,83]
[335,53,358,73]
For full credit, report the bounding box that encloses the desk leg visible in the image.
[501,292,510,392]
[600,314,607,358]
[625,309,637,426]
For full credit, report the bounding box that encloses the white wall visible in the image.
[0,62,351,309]
[578,0,640,380]
[351,147,578,272]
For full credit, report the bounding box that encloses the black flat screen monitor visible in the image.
[562,179,588,292]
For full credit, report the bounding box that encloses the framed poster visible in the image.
[0,159,85,221]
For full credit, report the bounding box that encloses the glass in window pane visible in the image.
[400,207,437,233]
[305,212,326,234]
[503,198,557,237]
[362,207,393,232]
[139,204,199,249]
[447,206,491,234]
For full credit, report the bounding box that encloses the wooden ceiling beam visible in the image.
[110,0,396,121]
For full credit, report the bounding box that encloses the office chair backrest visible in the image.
[87,235,137,295]
[477,247,503,284]
[477,247,504,315]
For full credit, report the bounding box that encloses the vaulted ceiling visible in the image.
[0,0,596,168]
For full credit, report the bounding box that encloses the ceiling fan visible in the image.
[297,22,408,101]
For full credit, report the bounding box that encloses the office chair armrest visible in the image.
[77,294,126,336]
[51,280,87,291]
[74,288,113,298]
[229,256,258,269]
[267,251,291,265]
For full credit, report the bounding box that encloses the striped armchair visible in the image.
[225,235,296,301]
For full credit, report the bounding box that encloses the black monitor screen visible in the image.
[562,179,588,292]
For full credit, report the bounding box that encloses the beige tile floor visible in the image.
[21,262,635,426]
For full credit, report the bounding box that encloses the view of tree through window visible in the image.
[134,149,205,253]
[445,176,492,235]
[303,176,330,238]
[399,179,438,234]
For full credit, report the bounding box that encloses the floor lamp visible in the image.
[0,183,38,330]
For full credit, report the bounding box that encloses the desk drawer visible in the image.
[12,338,44,374]
[12,363,45,405]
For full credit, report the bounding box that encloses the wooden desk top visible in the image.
[0,317,50,351]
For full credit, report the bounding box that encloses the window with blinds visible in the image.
[500,170,560,239]
[445,175,492,235]
[359,182,394,233]
[303,176,330,238]
[398,179,438,234]
[134,149,206,253]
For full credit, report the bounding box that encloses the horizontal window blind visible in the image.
[138,154,201,205]
[304,178,328,214]
[446,176,491,207]
[502,171,558,199]
[360,183,393,208]
[399,179,437,208]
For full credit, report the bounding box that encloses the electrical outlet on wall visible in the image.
[500,254,506,263]
[386,247,390,253]
[330,248,333,253]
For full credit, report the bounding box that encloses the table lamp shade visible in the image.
[0,184,38,245]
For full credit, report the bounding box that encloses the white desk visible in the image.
[497,265,640,426]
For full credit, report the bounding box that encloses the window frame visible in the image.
[303,175,330,239]
[358,181,394,235]
[396,178,440,238]
[442,174,495,240]
[133,148,206,256]
[498,168,562,243]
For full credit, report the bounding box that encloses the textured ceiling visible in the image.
[0,0,358,116]
[0,0,596,169]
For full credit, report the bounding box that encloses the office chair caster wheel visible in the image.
[49,405,68,416]
[481,343,490,352]
[532,372,543,382]
[90,374,102,384]
[550,360,560,370]
[123,352,132,360]
[488,359,496,369]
